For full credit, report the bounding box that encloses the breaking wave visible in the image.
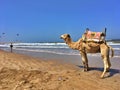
[0,42,120,57]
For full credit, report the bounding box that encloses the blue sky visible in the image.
[0,0,120,42]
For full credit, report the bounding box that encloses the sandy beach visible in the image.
[0,50,120,90]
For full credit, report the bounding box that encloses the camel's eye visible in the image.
[67,34,70,38]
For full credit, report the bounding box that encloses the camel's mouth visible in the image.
[60,37,63,39]
[60,35,64,39]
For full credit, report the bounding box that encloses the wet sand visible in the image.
[14,49,120,70]
[0,50,120,90]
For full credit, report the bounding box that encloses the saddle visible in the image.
[82,29,106,43]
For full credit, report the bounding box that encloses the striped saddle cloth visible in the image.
[82,31,105,42]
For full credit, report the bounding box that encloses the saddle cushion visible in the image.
[82,31,105,42]
[87,31,101,39]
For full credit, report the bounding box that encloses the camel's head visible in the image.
[60,34,71,40]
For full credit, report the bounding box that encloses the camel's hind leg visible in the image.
[100,44,111,78]
[80,51,89,71]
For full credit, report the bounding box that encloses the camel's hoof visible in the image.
[85,68,89,71]
[82,69,86,72]
[87,68,89,71]
[100,76,104,79]
[82,69,88,72]
[100,75,104,79]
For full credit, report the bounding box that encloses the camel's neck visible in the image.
[65,38,80,50]
[65,37,72,44]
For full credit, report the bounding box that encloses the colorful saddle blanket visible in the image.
[82,31,105,42]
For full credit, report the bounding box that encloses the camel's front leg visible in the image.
[80,51,89,71]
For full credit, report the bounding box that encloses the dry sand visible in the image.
[0,50,120,90]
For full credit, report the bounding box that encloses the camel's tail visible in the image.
[108,45,114,58]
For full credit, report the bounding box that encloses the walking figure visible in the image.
[10,43,13,53]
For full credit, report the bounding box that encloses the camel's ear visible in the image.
[67,34,71,38]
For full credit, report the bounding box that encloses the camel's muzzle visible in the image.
[60,35,64,39]
[60,36,63,39]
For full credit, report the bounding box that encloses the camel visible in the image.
[60,34,114,78]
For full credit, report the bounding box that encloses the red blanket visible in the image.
[86,31,101,39]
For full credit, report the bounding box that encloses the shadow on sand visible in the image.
[77,65,120,78]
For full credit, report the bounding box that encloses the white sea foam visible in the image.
[107,42,120,45]
[0,43,68,48]
[113,48,120,50]
[0,42,120,57]
[13,42,66,46]
[13,48,79,56]
[1,42,120,47]
[12,43,68,48]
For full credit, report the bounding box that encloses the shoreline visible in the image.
[0,50,120,90]
[12,49,120,70]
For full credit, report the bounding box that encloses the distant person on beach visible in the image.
[10,43,13,53]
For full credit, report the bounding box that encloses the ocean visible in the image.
[0,42,120,58]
